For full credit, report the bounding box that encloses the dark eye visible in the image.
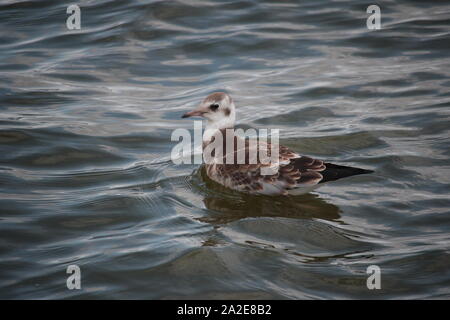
[209,103,219,111]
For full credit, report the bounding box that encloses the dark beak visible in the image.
[181,109,205,118]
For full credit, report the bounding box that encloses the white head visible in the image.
[182,92,236,131]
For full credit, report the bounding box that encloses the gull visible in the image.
[182,92,373,196]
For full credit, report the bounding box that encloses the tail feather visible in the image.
[319,163,373,183]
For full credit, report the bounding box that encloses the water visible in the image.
[1,0,449,299]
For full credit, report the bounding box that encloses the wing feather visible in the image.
[204,131,371,195]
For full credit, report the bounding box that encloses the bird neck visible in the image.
[203,110,235,143]
[203,121,234,143]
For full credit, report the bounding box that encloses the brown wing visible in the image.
[205,132,372,195]
[206,134,324,194]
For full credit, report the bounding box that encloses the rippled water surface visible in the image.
[1,0,450,299]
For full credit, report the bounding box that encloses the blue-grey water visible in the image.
[1,0,450,299]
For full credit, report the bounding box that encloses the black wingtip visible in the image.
[320,163,374,183]
[352,167,374,175]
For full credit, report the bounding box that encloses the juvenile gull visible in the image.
[182,92,373,196]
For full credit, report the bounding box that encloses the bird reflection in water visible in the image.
[194,167,341,225]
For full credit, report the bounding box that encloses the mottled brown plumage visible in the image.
[203,129,333,195]
[182,92,374,196]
